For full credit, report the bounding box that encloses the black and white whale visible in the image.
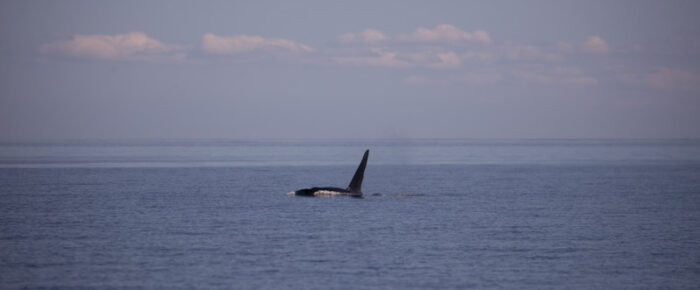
[290,149,369,198]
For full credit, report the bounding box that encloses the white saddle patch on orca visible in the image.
[313,190,345,196]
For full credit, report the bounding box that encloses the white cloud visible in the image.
[334,48,410,68]
[398,24,492,44]
[336,49,462,69]
[581,35,610,54]
[40,32,183,61]
[338,29,386,43]
[430,52,461,69]
[201,33,313,55]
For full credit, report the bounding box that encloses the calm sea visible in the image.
[1,139,699,289]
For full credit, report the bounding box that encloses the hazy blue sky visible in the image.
[1,0,699,140]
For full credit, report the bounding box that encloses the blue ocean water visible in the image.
[1,139,699,289]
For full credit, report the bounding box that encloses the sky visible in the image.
[1,0,699,140]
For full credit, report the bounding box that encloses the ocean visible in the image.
[1,139,699,289]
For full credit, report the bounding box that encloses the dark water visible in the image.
[1,139,700,289]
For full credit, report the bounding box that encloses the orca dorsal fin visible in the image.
[347,149,369,193]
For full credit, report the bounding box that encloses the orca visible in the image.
[291,149,369,198]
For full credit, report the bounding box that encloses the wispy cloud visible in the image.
[405,72,503,85]
[332,25,571,70]
[329,26,614,87]
[620,67,700,91]
[581,35,610,54]
[334,48,410,68]
[337,29,386,43]
[39,27,662,91]
[431,52,462,69]
[40,32,184,61]
[201,33,313,55]
[334,49,469,69]
[511,66,598,85]
[398,24,492,44]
